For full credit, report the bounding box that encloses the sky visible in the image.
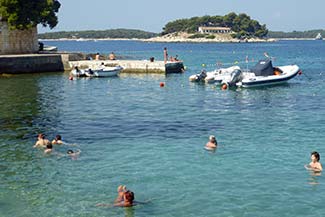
[38,0,325,33]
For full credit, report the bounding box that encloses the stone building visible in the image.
[198,26,232,34]
[0,19,39,54]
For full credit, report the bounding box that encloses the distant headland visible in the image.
[38,13,325,42]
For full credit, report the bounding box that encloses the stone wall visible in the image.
[0,21,38,54]
[0,54,69,74]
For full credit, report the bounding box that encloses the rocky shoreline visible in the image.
[40,32,278,43]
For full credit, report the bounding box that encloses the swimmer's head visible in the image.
[38,133,45,139]
[209,135,216,141]
[67,150,74,154]
[46,144,53,149]
[311,151,320,162]
[117,185,126,192]
[124,191,134,202]
[55,135,62,141]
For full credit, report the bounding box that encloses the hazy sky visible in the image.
[38,0,325,33]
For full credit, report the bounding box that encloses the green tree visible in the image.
[0,0,61,30]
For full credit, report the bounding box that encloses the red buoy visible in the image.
[160,82,165,87]
[298,70,302,75]
[221,84,228,90]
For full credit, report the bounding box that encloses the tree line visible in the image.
[38,29,158,39]
[268,30,325,38]
[161,12,268,39]
[0,0,60,30]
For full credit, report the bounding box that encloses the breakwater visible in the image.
[0,53,184,74]
[0,54,70,74]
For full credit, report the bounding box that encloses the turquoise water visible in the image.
[1,40,325,216]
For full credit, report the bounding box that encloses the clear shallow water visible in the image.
[1,40,325,216]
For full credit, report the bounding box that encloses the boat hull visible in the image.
[165,61,184,73]
[86,66,122,77]
[239,65,300,88]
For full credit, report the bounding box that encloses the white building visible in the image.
[198,26,231,34]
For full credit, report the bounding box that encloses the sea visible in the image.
[1,39,325,217]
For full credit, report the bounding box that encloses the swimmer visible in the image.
[52,134,63,145]
[305,151,323,172]
[67,149,81,160]
[114,190,135,207]
[205,135,217,150]
[96,187,147,207]
[44,143,53,154]
[115,185,127,203]
[33,134,51,148]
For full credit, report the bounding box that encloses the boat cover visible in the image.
[251,59,274,76]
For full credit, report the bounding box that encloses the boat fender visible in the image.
[221,83,228,90]
[298,70,302,75]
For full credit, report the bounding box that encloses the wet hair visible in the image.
[311,151,320,162]
[124,191,134,202]
[46,144,53,149]
[55,135,62,140]
[67,150,74,154]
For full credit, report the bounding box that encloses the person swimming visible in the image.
[205,135,217,150]
[52,134,63,145]
[33,134,51,148]
[44,143,53,154]
[114,185,127,203]
[67,149,81,160]
[96,186,147,207]
[305,151,323,172]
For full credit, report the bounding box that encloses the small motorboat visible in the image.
[205,66,240,84]
[71,68,86,77]
[189,70,207,82]
[219,59,301,89]
[189,66,240,83]
[71,66,123,78]
[315,33,323,40]
[85,66,123,77]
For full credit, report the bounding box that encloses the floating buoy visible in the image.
[69,76,73,80]
[221,83,228,90]
[202,64,206,67]
[298,70,302,75]
[160,82,165,87]
[274,70,281,76]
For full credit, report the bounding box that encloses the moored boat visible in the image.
[219,59,301,89]
[85,66,123,77]
[315,33,323,40]
[71,65,123,77]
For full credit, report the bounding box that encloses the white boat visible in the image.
[85,66,123,77]
[205,66,240,83]
[218,59,301,88]
[189,66,240,83]
[71,68,86,77]
[315,33,323,40]
[71,66,123,77]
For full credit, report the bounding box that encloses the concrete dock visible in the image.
[0,53,184,74]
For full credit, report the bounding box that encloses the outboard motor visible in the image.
[221,69,242,89]
[198,70,207,81]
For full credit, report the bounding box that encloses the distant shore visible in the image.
[39,36,320,43]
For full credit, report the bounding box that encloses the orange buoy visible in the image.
[274,70,281,76]
[160,82,165,87]
[221,83,228,90]
[69,76,74,80]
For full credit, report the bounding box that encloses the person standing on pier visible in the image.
[164,47,168,63]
